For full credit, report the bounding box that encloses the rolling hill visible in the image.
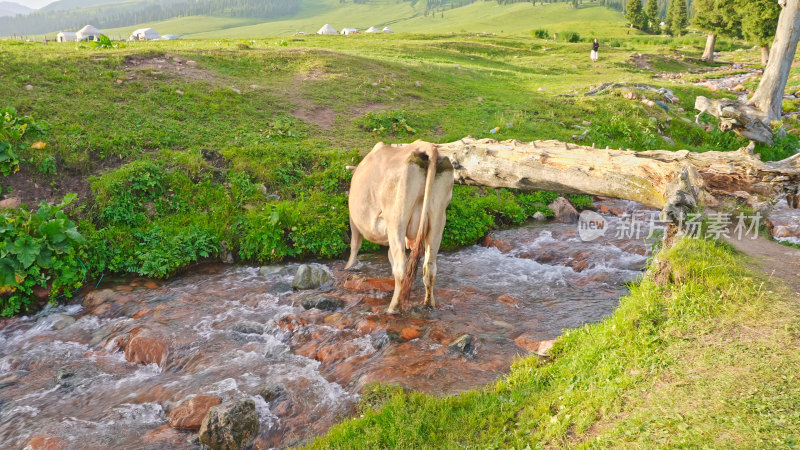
[0,1,33,17]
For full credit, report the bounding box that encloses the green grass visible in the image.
[310,237,800,448]
[1,11,779,286]
[99,2,628,40]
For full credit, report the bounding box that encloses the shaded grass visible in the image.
[311,238,800,448]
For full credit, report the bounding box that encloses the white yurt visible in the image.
[317,24,338,35]
[76,25,101,41]
[382,27,393,33]
[365,26,379,33]
[341,28,358,35]
[131,28,159,41]
[56,32,77,42]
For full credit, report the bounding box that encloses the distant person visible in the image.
[591,38,600,63]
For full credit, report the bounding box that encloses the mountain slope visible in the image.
[0,1,33,17]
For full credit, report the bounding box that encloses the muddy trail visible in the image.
[0,200,655,449]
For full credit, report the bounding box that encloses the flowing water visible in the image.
[0,201,654,448]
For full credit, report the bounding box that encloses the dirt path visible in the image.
[726,235,800,298]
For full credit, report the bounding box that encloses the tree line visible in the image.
[0,0,300,37]
[622,0,780,64]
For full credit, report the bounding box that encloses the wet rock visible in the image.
[142,425,186,446]
[355,319,380,334]
[259,265,282,277]
[125,327,169,367]
[301,295,343,311]
[255,384,283,402]
[25,435,66,450]
[400,326,421,340]
[324,312,343,324]
[232,324,262,335]
[514,335,555,356]
[82,289,115,307]
[371,330,392,349]
[532,212,546,221]
[198,397,259,450]
[343,276,395,292]
[169,394,222,430]
[548,197,579,224]
[0,373,18,389]
[497,294,521,306]
[482,236,513,253]
[448,334,475,358]
[267,282,293,295]
[40,313,75,331]
[291,264,332,290]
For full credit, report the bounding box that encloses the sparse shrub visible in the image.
[531,29,549,39]
[0,194,85,316]
[562,31,581,43]
[755,130,799,162]
[1,107,47,176]
[37,155,57,175]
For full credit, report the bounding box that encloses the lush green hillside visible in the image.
[100,1,625,39]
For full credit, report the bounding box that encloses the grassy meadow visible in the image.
[4,2,798,315]
[3,1,800,446]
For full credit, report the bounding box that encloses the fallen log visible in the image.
[694,96,774,145]
[395,138,800,220]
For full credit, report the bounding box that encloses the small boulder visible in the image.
[25,435,65,450]
[514,336,555,356]
[169,395,222,430]
[82,289,115,307]
[301,295,343,311]
[198,398,259,450]
[125,327,169,367]
[532,211,546,221]
[400,326,421,340]
[548,197,579,224]
[255,384,283,402]
[449,334,475,358]
[185,60,198,67]
[291,264,331,290]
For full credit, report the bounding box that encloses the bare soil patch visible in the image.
[122,54,215,82]
[726,234,800,297]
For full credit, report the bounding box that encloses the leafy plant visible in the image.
[531,28,550,39]
[562,31,581,43]
[1,107,47,176]
[357,110,418,136]
[92,34,117,49]
[37,155,57,175]
[0,194,85,316]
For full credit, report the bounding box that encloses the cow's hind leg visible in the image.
[386,229,407,314]
[422,221,444,308]
[345,217,362,270]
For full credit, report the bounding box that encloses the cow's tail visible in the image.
[398,143,438,304]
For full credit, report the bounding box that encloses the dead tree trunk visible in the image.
[749,0,800,122]
[702,32,716,62]
[427,137,800,220]
[696,0,800,143]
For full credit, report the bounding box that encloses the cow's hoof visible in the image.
[386,308,400,315]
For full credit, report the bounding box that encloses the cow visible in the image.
[346,140,454,314]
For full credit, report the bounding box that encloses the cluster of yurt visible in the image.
[315,24,393,35]
[56,25,101,42]
[129,28,159,41]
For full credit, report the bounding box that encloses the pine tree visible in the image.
[625,0,647,30]
[645,0,659,33]
[736,0,781,65]
[666,0,687,36]
[692,0,741,61]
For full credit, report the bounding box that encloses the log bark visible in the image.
[694,96,774,144]
[760,44,771,67]
[749,0,800,122]
[421,138,800,220]
[702,32,716,62]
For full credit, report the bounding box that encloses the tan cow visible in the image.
[346,140,454,314]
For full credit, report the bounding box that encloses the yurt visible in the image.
[76,25,101,41]
[317,24,338,35]
[382,27,393,33]
[341,28,358,35]
[365,26,379,33]
[56,32,77,42]
[131,28,159,41]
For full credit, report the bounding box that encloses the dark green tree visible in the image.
[645,0,660,32]
[625,0,647,30]
[666,0,687,36]
[692,0,741,61]
[737,0,781,65]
